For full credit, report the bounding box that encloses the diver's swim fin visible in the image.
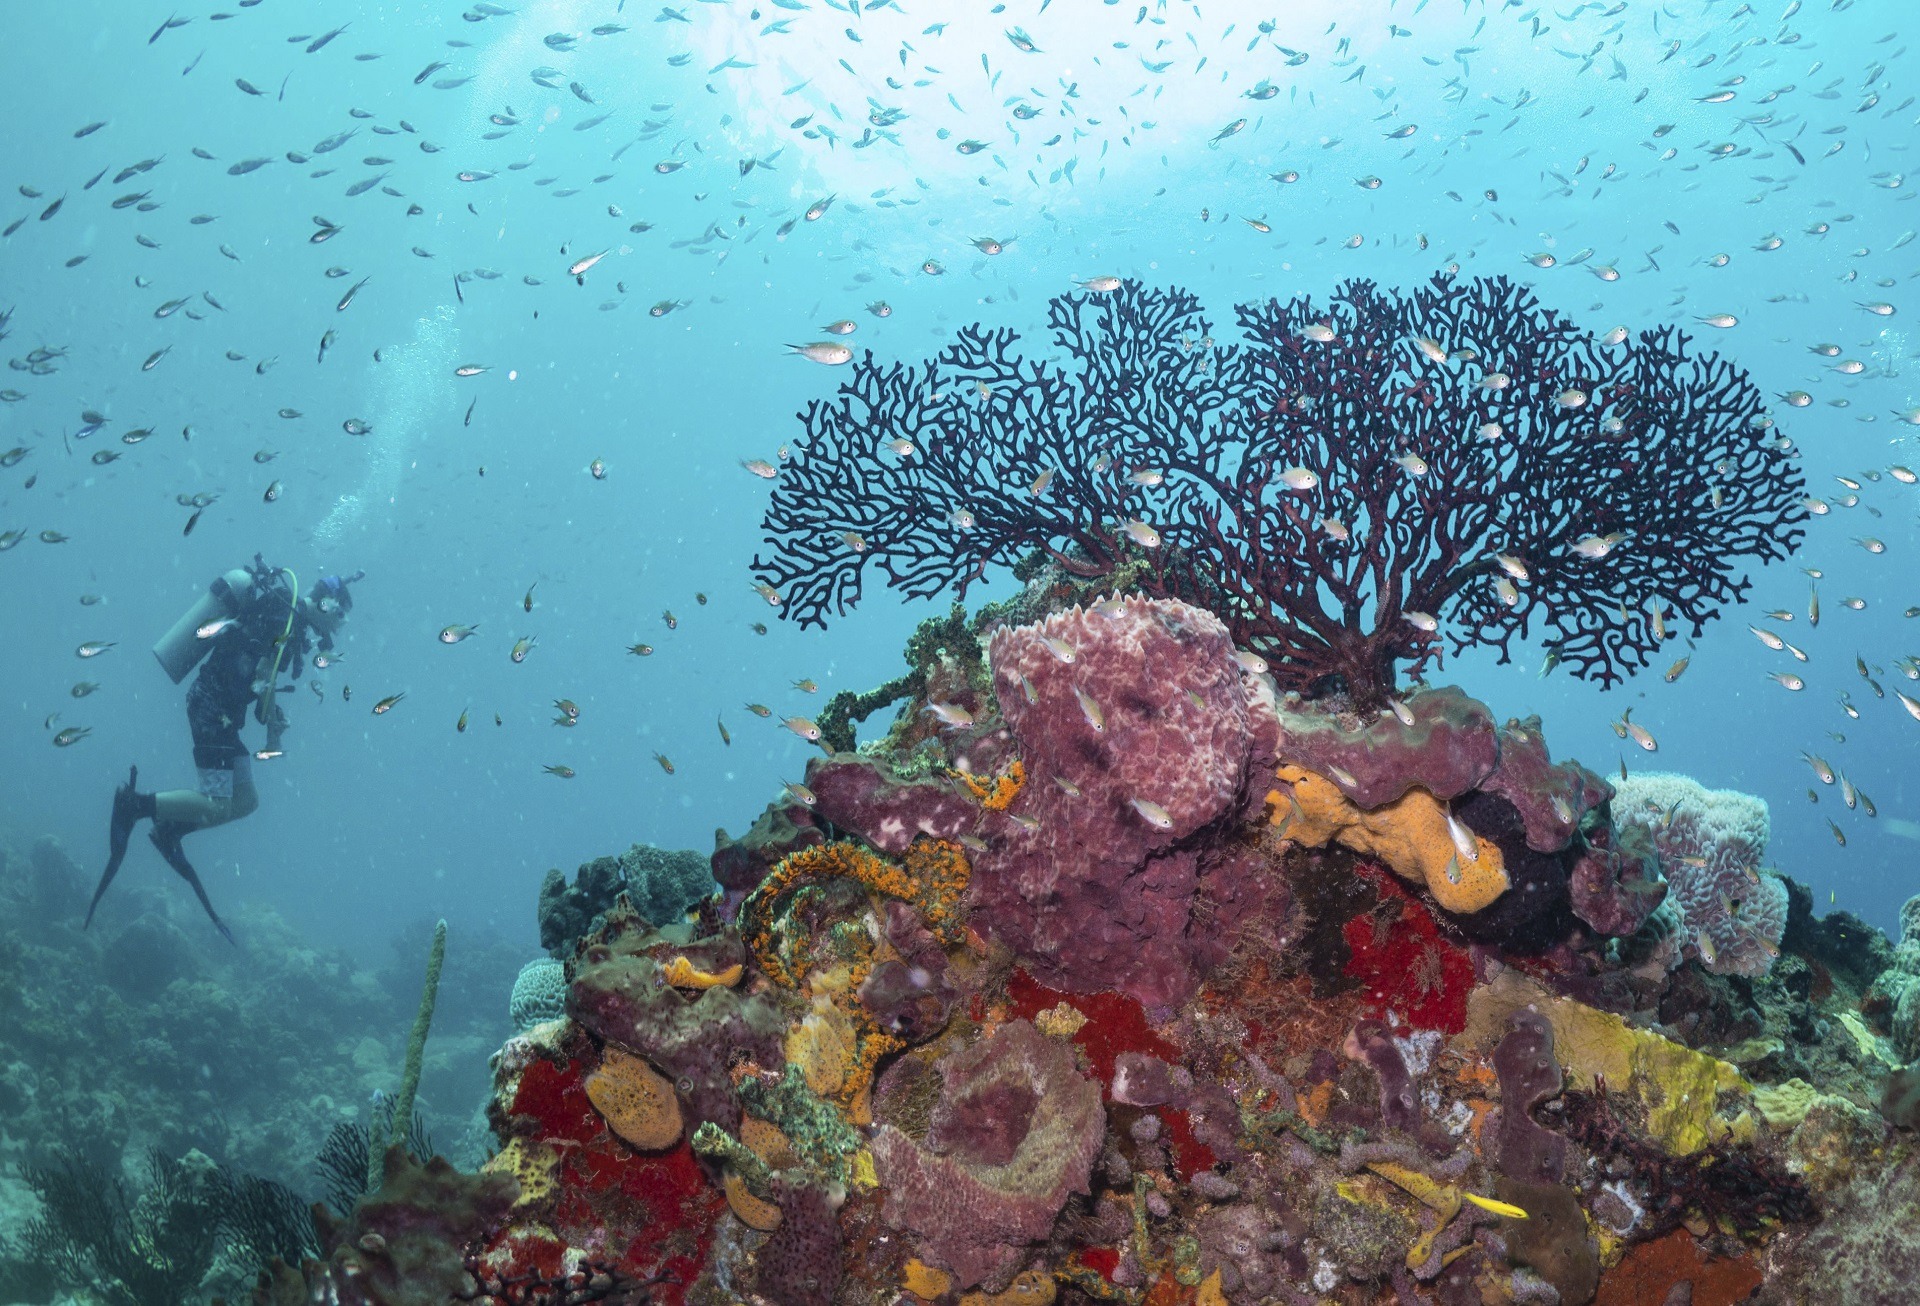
[149,820,236,946]
[85,765,145,931]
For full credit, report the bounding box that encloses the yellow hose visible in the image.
[255,568,298,726]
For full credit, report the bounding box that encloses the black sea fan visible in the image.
[754,280,1243,621]
[313,1100,435,1217]
[753,274,1806,708]
[220,1169,322,1274]
[18,1148,226,1306]
[1208,274,1807,699]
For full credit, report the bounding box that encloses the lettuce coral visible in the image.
[1614,771,1785,977]
[1867,893,1920,1061]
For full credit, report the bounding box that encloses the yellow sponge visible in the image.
[1461,969,1747,1155]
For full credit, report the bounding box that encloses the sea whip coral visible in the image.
[754,275,1805,708]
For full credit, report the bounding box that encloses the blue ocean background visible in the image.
[2,0,1914,978]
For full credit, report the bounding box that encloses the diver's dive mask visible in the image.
[303,570,362,648]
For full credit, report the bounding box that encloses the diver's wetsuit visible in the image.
[158,576,310,829]
[86,565,314,944]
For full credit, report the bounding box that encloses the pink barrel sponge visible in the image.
[973,595,1275,1010]
[869,1019,1105,1290]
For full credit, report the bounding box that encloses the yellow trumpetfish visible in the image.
[1463,1192,1529,1219]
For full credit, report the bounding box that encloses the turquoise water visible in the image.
[2,0,1914,957]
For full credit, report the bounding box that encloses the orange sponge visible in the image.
[722,1117,795,1232]
[1270,764,1509,914]
[584,1046,683,1151]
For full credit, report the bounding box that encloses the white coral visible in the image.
[1614,771,1784,977]
[1614,771,1769,860]
[508,957,568,1032]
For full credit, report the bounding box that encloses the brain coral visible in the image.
[508,958,568,1032]
[870,1019,1105,1291]
[972,595,1274,1010]
[1613,772,1783,977]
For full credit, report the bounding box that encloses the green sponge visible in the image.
[369,918,446,1191]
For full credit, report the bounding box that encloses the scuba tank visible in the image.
[152,556,297,686]
[153,567,256,684]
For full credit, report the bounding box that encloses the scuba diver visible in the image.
[86,556,362,943]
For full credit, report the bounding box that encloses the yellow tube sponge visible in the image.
[1271,764,1510,914]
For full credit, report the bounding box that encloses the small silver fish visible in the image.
[1130,796,1174,829]
[922,701,975,729]
[787,341,853,365]
[1072,685,1105,733]
[1444,809,1479,863]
